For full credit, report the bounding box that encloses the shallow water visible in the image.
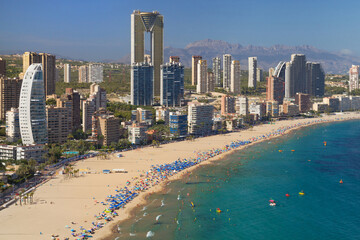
[108,120,360,240]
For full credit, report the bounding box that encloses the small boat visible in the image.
[299,191,305,195]
[285,193,290,197]
[269,202,276,206]
[323,141,327,146]
[191,202,195,208]
[216,208,222,213]
[278,150,283,153]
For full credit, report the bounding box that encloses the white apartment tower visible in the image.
[223,54,232,90]
[248,57,257,88]
[64,64,71,83]
[19,64,48,145]
[230,60,241,94]
[197,60,208,94]
[349,65,359,92]
[212,57,221,86]
[89,64,103,83]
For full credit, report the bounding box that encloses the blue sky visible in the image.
[0,0,359,61]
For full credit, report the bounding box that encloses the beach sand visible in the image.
[0,113,359,240]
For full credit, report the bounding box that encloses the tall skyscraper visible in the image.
[0,58,6,76]
[223,54,232,90]
[230,60,241,94]
[22,52,56,96]
[64,88,81,130]
[192,56,202,85]
[0,76,22,120]
[78,65,88,83]
[248,57,257,88]
[197,60,208,94]
[207,72,215,92]
[267,61,285,104]
[131,10,163,96]
[306,62,325,97]
[19,64,48,145]
[131,62,154,106]
[64,64,71,83]
[285,54,306,98]
[160,61,184,107]
[89,64,103,83]
[212,57,221,86]
[349,65,359,92]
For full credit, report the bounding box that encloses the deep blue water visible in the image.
[109,120,360,240]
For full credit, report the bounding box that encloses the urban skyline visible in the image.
[1,0,360,62]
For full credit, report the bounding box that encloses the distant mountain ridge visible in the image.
[117,39,360,74]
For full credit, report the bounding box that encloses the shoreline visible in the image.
[0,113,359,240]
[100,114,360,239]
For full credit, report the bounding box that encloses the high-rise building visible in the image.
[160,61,184,107]
[22,52,56,96]
[221,95,236,115]
[230,60,241,94]
[265,101,279,117]
[6,108,20,142]
[0,58,6,76]
[82,84,107,132]
[0,76,22,121]
[266,75,285,104]
[248,57,257,88]
[207,72,215,92]
[212,57,221,87]
[89,64,103,83]
[192,56,202,85]
[236,96,248,116]
[256,68,263,82]
[223,54,232,90]
[64,88,81,130]
[285,54,306,98]
[188,103,214,136]
[64,64,71,83]
[197,60,208,94]
[131,10,163,96]
[92,113,120,146]
[169,112,188,137]
[78,65,88,83]
[267,62,286,104]
[131,62,154,106]
[295,93,311,113]
[349,65,359,92]
[19,64,48,145]
[128,123,147,144]
[46,106,71,144]
[306,62,325,97]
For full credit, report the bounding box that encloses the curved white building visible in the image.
[19,63,48,145]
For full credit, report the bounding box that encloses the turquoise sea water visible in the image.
[108,120,360,240]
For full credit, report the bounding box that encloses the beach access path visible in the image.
[0,113,359,240]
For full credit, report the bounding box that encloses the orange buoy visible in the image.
[285,193,290,197]
[278,150,283,153]
[324,141,327,146]
[339,179,343,184]
[216,208,222,213]
[291,150,295,152]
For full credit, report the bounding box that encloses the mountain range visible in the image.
[116,39,360,74]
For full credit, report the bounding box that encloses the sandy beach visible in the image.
[0,113,359,240]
